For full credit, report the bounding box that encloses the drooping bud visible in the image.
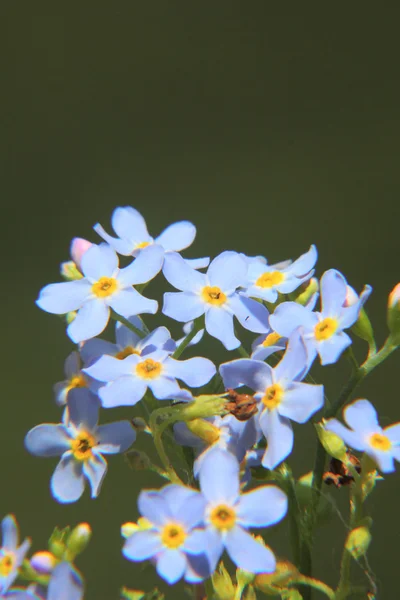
[387,283,400,345]
[66,522,91,559]
[70,237,93,270]
[345,526,371,559]
[30,551,57,575]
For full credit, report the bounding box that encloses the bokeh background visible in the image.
[1,3,400,598]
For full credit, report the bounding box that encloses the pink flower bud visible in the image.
[70,238,93,270]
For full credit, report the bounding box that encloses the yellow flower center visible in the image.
[136,358,162,380]
[71,431,96,461]
[115,346,140,360]
[201,286,227,306]
[369,433,391,452]
[91,277,118,298]
[135,241,150,249]
[210,505,236,531]
[68,374,87,389]
[256,270,285,289]
[0,552,15,576]
[262,332,282,347]
[161,523,187,549]
[314,317,338,341]
[262,383,284,410]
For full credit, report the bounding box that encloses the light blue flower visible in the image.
[0,516,30,594]
[163,251,269,350]
[53,351,101,407]
[243,245,317,303]
[220,330,324,469]
[251,330,287,361]
[94,206,209,269]
[25,562,83,600]
[24,389,135,503]
[123,484,211,585]
[36,243,163,343]
[198,448,287,573]
[325,399,400,473]
[84,327,215,408]
[270,269,370,366]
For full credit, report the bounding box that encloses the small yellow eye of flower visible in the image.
[91,277,118,298]
[369,433,392,452]
[68,374,87,389]
[115,346,140,360]
[135,241,150,249]
[314,317,338,341]
[161,523,187,549]
[136,359,162,380]
[0,552,15,576]
[201,286,227,306]
[262,332,281,347]
[71,431,96,460]
[256,271,285,289]
[210,505,236,531]
[262,383,284,410]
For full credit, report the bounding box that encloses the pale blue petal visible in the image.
[338,303,363,329]
[225,526,276,573]
[184,256,210,270]
[5,590,38,600]
[343,399,380,434]
[1,516,17,551]
[205,307,239,350]
[244,284,279,303]
[173,422,205,448]
[200,528,224,573]
[155,221,196,251]
[118,245,163,286]
[161,486,205,529]
[237,486,287,527]
[64,351,81,377]
[51,455,85,503]
[279,383,324,423]
[148,376,182,400]
[207,252,247,293]
[99,377,147,408]
[367,449,395,473]
[80,244,118,280]
[163,292,205,322]
[229,294,269,333]
[185,552,212,583]
[93,222,135,255]
[111,206,150,242]
[15,539,30,565]
[115,316,145,348]
[220,359,272,393]
[183,530,209,555]
[199,448,239,504]
[163,252,206,292]
[53,381,69,406]
[260,411,293,469]
[123,530,162,561]
[67,299,110,343]
[391,447,400,462]
[274,329,308,382]
[269,302,317,337]
[289,245,317,277]
[320,269,347,316]
[138,491,173,526]
[251,341,286,361]
[80,338,118,363]
[164,357,216,387]
[384,423,400,444]
[67,388,99,431]
[36,280,91,314]
[47,562,83,600]
[108,288,158,317]
[324,419,366,451]
[83,454,107,497]
[25,424,71,457]
[96,421,136,453]
[317,331,351,365]
[139,326,172,354]
[83,354,137,382]
[156,548,186,584]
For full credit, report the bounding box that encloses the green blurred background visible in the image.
[1,3,400,598]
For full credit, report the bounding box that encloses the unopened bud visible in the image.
[66,523,91,558]
[131,417,148,433]
[212,562,235,600]
[289,278,319,306]
[316,424,347,461]
[125,450,152,471]
[30,551,57,575]
[65,311,77,325]
[70,238,93,270]
[60,261,83,281]
[345,526,371,559]
[388,284,400,345]
[186,418,221,444]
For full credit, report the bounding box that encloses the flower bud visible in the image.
[125,449,152,471]
[70,237,93,270]
[212,562,235,600]
[315,423,347,462]
[30,551,57,575]
[387,283,400,345]
[288,278,319,306]
[345,285,375,346]
[345,526,371,559]
[186,418,220,444]
[254,560,299,593]
[66,523,91,558]
[60,261,83,281]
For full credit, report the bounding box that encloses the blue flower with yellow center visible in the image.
[0,516,30,594]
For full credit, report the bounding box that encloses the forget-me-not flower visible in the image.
[0,516,30,594]
[36,243,163,343]
[324,399,400,473]
[84,327,215,407]
[122,484,211,584]
[270,269,369,366]
[251,330,287,361]
[162,251,269,350]
[220,331,324,469]
[53,351,101,407]
[25,389,136,503]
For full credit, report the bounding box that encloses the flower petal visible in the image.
[156,221,196,251]
[25,424,71,457]
[67,388,99,431]
[199,448,239,504]
[163,292,205,322]
[320,269,348,316]
[83,354,137,382]
[36,280,91,314]
[118,244,163,286]
[47,562,83,600]
[274,329,309,382]
[51,455,85,503]
[343,399,380,435]
[289,245,317,276]
[115,316,145,348]
[205,307,239,350]
[384,423,400,444]
[80,244,119,280]
[138,491,172,527]
[164,357,216,387]
[99,376,147,408]
[229,294,269,333]
[259,411,293,469]
[279,382,324,423]
[123,530,162,561]
[220,358,272,393]
[1,516,18,551]
[237,486,287,528]
[67,299,110,343]
[317,331,352,365]
[207,252,247,293]
[162,486,206,529]
[163,252,206,292]
[367,449,395,473]
[184,256,210,270]
[148,376,183,400]
[83,453,107,497]
[96,421,136,453]
[156,548,186,584]
[93,222,135,255]
[80,338,119,363]
[323,419,366,451]
[112,206,150,241]
[109,288,158,318]
[225,526,276,573]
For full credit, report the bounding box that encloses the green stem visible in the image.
[110,310,146,338]
[173,317,203,359]
[204,577,214,600]
[236,345,250,358]
[297,576,335,599]
[149,406,185,485]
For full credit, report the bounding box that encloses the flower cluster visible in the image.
[15,205,400,597]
